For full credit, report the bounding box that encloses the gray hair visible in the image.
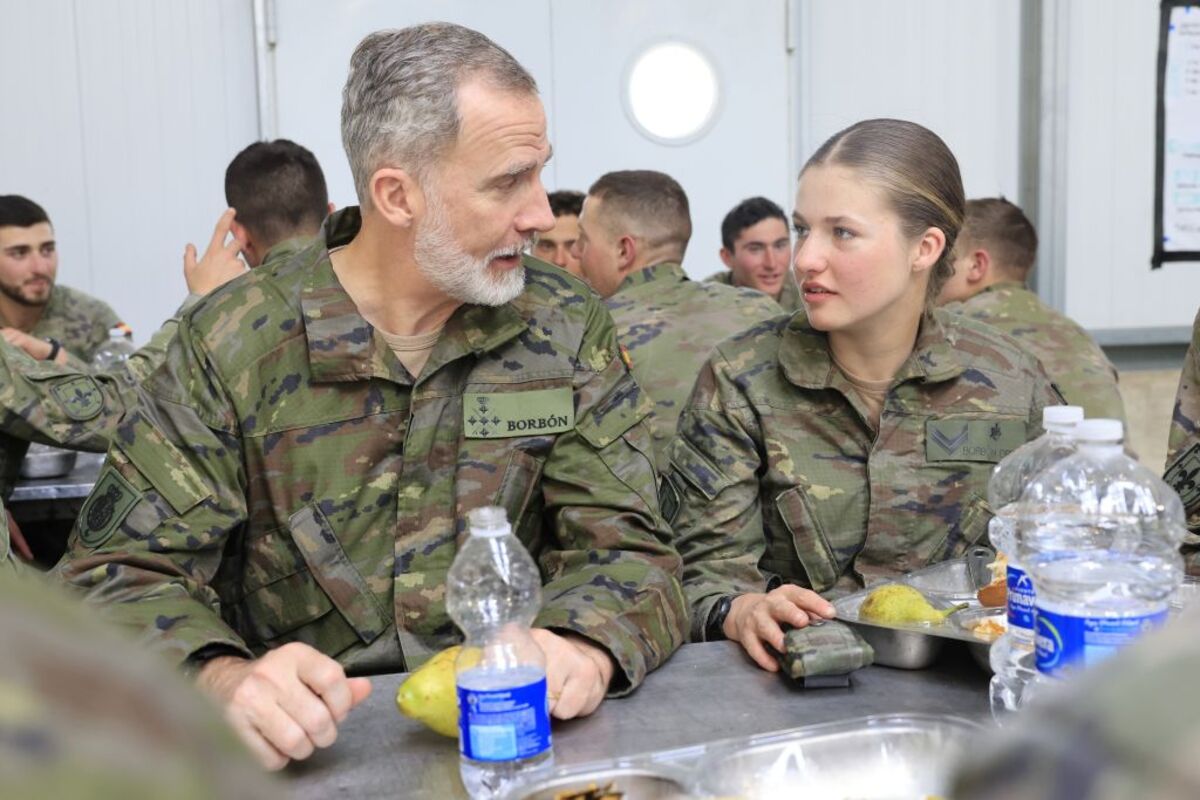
[340,23,538,208]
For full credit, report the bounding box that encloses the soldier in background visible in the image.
[952,607,1200,799]
[0,570,284,798]
[573,170,779,467]
[0,195,124,366]
[56,22,686,771]
[533,189,585,277]
[938,197,1125,424]
[668,119,1059,672]
[707,196,802,313]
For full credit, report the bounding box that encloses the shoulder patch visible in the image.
[78,467,140,549]
[1165,443,1200,513]
[926,419,1026,463]
[50,375,104,421]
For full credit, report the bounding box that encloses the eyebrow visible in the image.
[494,144,554,185]
[792,213,859,226]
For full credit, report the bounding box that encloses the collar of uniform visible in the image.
[260,236,312,270]
[977,280,1025,298]
[301,208,528,384]
[777,309,963,389]
[615,262,687,294]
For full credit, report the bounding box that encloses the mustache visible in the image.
[489,238,534,260]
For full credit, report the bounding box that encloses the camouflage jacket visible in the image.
[606,263,780,468]
[0,240,309,499]
[0,284,123,366]
[55,208,687,692]
[0,344,145,499]
[0,571,285,799]
[953,606,1200,800]
[704,268,803,314]
[1166,308,1200,549]
[665,309,1059,639]
[945,281,1125,423]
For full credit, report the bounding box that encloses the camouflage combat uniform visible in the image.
[0,571,284,799]
[1165,308,1200,567]
[606,262,779,467]
[705,268,803,314]
[0,284,123,366]
[952,606,1200,800]
[945,281,1125,423]
[0,239,309,499]
[55,207,687,691]
[665,309,1059,639]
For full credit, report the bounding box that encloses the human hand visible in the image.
[183,208,248,296]
[531,628,615,720]
[724,586,836,672]
[0,328,65,363]
[196,642,372,770]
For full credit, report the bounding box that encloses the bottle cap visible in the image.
[1042,405,1083,431]
[467,506,510,538]
[1074,418,1123,444]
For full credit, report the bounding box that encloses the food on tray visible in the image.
[976,552,1008,607]
[553,782,624,800]
[970,616,1007,640]
[859,585,966,625]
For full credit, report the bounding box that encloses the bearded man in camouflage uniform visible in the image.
[938,197,1125,423]
[55,23,686,770]
[573,170,779,467]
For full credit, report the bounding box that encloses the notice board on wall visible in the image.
[1155,2,1200,266]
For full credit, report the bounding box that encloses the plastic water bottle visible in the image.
[91,324,136,368]
[1018,419,1185,686]
[446,507,552,799]
[987,405,1083,718]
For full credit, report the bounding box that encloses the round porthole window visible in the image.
[624,41,720,145]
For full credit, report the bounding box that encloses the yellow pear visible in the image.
[395,645,472,738]
[859,584,966,625]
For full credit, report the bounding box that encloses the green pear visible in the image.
[395,645,466,738]
[859,584,966,625]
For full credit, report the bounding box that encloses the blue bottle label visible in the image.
[457,677,551,762]
[1006,564,1036,631]
[1035,606,1167,676]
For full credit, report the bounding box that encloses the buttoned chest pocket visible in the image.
[224,503,389,657]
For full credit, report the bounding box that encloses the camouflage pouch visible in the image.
[778,620,874,681]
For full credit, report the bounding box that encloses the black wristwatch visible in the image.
[42,337,61,361]
[705,595,733,641]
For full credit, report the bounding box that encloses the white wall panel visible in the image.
[1058,0,1200,334]
[795,0,1021,202]
[0,0,258,346]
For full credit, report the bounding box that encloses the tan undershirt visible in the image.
[832,356,892,430]
[378,326,444,379]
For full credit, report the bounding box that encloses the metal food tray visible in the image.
[506,713,982,800]
[834,553,997,670]
[19,443,78,479]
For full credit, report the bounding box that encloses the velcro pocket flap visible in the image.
[119,417,208,516]
[575,373,654,450]
[287,504,389,645]
[775,485,840,593]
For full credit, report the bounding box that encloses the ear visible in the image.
[911,227,947,275]
[369,167,423,228]
[230,220,257,264]
[616,235,639,273]
[967,248,991,284]
[327,201,336,215]
[719,247,735,269]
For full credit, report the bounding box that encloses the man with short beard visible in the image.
[56,22,687,771]
[0,196,124,365]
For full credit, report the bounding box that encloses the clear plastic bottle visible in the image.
[446,507,552,800]
[1018,419,1185,688]
[91,323,136,369]
[987,405,1083,719]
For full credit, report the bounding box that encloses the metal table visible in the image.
[9,452,104,502]
[287,639,991,799]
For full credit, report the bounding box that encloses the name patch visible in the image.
[1165,443,1200,512]
[925,419,1026,463]
[464,388,574,439]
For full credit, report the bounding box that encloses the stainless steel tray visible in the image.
[508,714,983,800]
[19,444,77,479]
[511,766,692,799]
[951,606,1007,671]
[699,713,981,799]
[898,547,994,603]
